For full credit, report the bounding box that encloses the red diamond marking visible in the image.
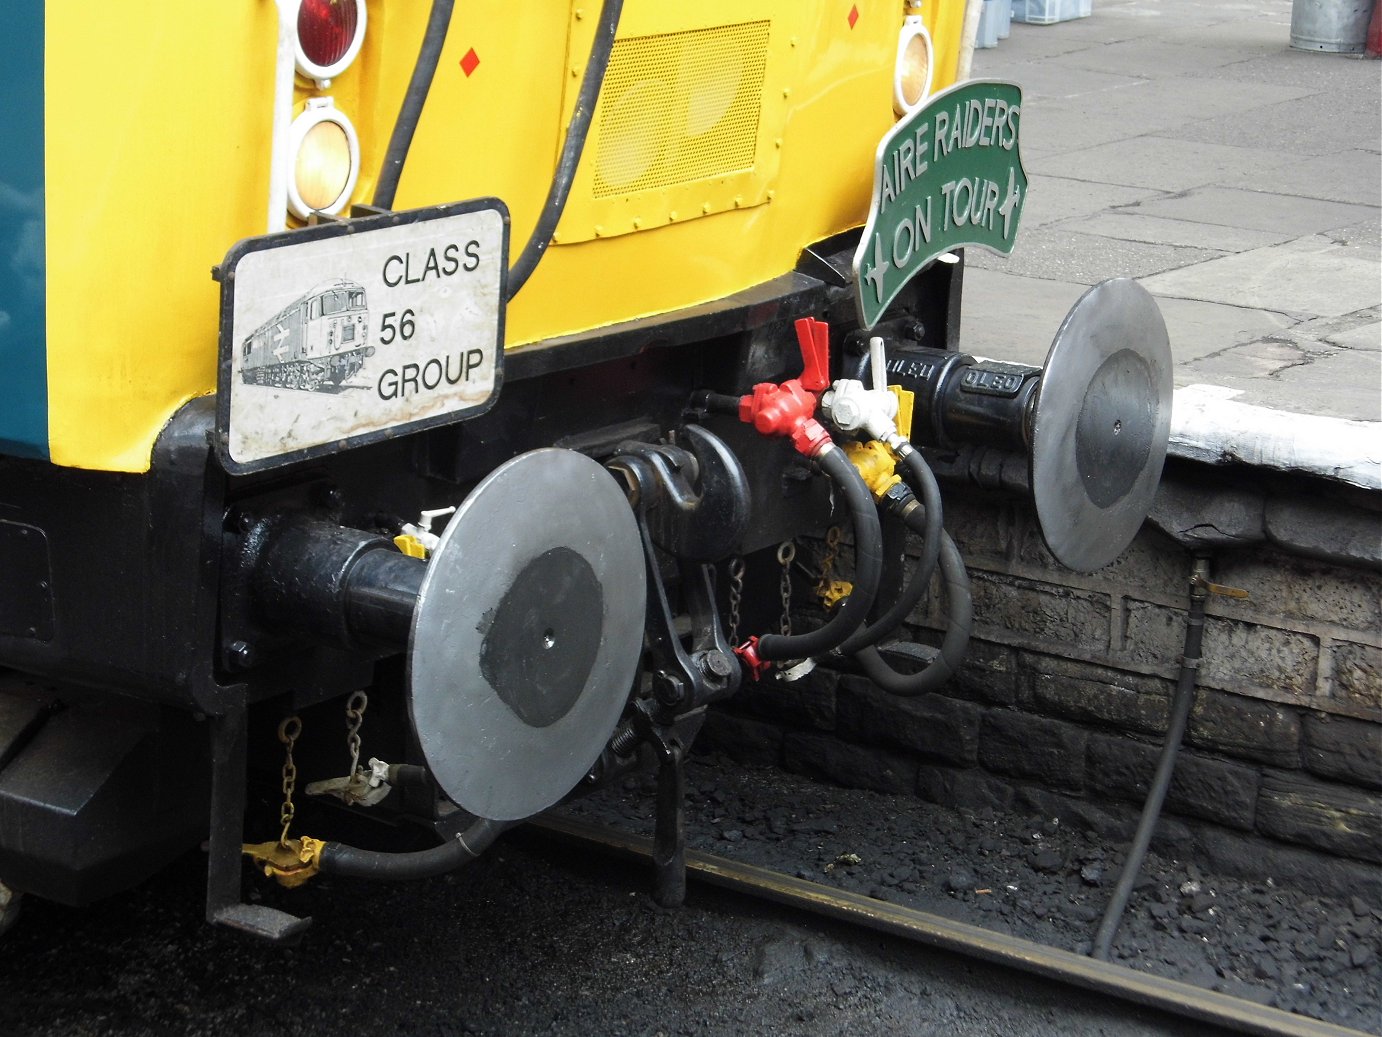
[847,4,859,28]
[460,48,480,77]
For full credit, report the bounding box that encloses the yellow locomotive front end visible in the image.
[1,1,1175,940]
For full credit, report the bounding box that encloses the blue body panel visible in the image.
[0,5,48,460]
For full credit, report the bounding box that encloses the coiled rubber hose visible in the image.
[756,447,882,662]
[373,0,455,210]
[839,447,943,655]
[506,0,624,299]
[852,530,972,695]
[318,817,510,881]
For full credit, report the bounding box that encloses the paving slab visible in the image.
[1139,236,1382,320]
[1059,38,1285,78]
[1150,296,1297,364]
[1177,341,1382,423]
[1172,90,1382,156]
[1160,14,1299,51]
[979,28,1102,62]
[988,61,1145,103]
[968,226,1221,283]
[1116,187,1377,235]
[1027,137,1298,192]
[1203,48,1382,90]
[1010,176,1165,229]
[1320,212,1381,250]
[1254,345,1382,422]
[1063,212,1295,253]
[1013,99,1161,156]
[1323,321,1382,352]
[1214,149,1382,207]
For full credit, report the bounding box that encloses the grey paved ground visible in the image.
[966,0,1381,486]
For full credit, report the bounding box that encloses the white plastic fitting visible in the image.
[820,337,901,443]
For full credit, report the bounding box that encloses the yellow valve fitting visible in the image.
[393,534,429,559]
[820,579,854,609]
[844,440,902,500]
[242,836,327,889]
[889,385,916,441]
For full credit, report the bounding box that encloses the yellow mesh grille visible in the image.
[593,21,770,198]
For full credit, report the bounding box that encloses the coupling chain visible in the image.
[815,526,843,601]
[777,540,796,638]
[277,715,302,846]
[345,690,368,777]
[726,556,745,645]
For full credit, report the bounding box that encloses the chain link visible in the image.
[727,556,745,644]
[345,690,368,777]
[776,541,796,638]
[277,716,302,846]
[816,526,843,601]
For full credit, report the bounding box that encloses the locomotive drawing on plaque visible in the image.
[239,280,372,393]
[216,199,509,473]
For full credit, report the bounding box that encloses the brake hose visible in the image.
[373,0,456,210]
[755,446,883,662]
[839,446,943,654]
[1091,559,1211,960]
[318,817,512,881]
[852,530,972,695]
[507,0,624,299]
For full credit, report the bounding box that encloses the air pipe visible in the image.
[850,530,972,695]
[373,0,456,210]
[318,818,513,881]
[1090,556,1214,960]
[507,0,625,299]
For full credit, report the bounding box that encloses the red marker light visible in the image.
[295,0,366,84]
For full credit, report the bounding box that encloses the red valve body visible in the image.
[733,636,771,682]
[736,317,834,458]
[738,381,832,457]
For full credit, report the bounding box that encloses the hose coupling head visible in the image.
[732,636,772,682]
[844,440,903,499]
[242,836,326,889]
[881,480,916,516]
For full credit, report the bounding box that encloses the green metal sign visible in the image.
[853,79,1028,328]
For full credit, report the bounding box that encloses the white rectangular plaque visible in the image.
[215,200,508,473]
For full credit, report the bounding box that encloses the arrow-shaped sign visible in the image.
[853,80,1029,329]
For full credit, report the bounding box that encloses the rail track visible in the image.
[533,814,1374,1037]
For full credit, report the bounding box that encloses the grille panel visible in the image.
[593,21,770,198]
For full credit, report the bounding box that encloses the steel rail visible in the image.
[531,814,1372,1037]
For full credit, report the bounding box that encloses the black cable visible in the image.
[318,817,510,881]
[756,447,882,662]
[839,448,943,654]
[852,530,972,695]
[506,0,624,300]
[373,0,456,210]
[1091,579,1208,960]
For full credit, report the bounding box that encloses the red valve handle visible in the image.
[795,317,830,393]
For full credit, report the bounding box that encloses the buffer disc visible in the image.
[1030,279,1172,573]
[408,448,646,821]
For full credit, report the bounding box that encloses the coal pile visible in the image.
[569,754,1382,1033]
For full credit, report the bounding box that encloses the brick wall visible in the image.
[704,463,1382,895]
